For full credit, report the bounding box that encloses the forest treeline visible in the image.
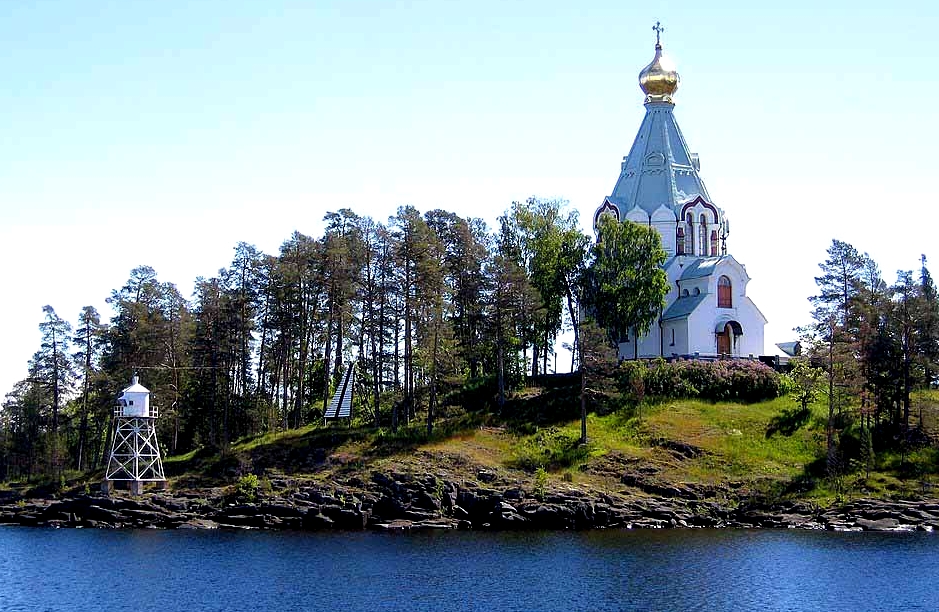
[801,240,939,475]
[5,196,936,487]
[1,199,670,481]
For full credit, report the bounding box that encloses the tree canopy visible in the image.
[0,199,608,480]
[583,214,669,350]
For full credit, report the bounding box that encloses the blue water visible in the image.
[1,527,937,611]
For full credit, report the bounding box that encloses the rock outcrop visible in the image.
[2,473,937,533]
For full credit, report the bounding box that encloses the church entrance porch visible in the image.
[715,320,743,356]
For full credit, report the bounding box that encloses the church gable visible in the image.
[651,205,677,255]
[624,205,650,224]
[592,199,620,232]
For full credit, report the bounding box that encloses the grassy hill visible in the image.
[152,378,939,507]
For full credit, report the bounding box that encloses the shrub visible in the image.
[235,474,260,503]
[533,467,548,500]
[616,358,782,403]
[513,427,588,471]
[777,373,796,397]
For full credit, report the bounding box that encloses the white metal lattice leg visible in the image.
[105,417,165,483]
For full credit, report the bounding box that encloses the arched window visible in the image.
[710,229,718,257]
[718,275,732,308]
[685,213,694,255]
[676,227,685,255]
[698,214,707,256]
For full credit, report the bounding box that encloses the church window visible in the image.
[670,328,675,346]
[710,229,718,256]
[693,287,700,296]
[718,275,732,308]
[698,214,707,255]
[685,213,694,255]
[681,288,689,297]
[676,227,685,255]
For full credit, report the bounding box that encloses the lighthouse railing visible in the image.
[113,404,159,418]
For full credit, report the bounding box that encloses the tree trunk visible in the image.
[428,319,438,437]
[532,340,539,377]
[497,339,505,410]
[323,314,333,412]
[580,367,587,445]
[564,286,580,376]
[826,333,837,475]
[77,342,92,471]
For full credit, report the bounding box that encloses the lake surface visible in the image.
[1,527,937,611]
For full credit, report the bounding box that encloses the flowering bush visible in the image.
[616,358,782,403]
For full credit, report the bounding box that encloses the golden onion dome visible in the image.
[639,39,679,104]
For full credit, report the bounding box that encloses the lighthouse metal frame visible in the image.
[104,377,165,494]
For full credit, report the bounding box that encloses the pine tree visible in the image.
[33,306,74,437]
[496,204,541,377]
[892,270,920,432]
[1,381,45,479]
[810,239,865,333]
[916,255,939,391]
[72,306,105,470]
[805,240,865,474]
[391,206,435,426]
[487,253,538,409]
[856,254,892,425]
[14,306,77,476]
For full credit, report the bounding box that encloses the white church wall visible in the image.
[687,308,715,355]
[654,222,676,256]
[678,282,706,298]
[620,303,764,360]
[651,207,677,257]
[617,332,647,360]
[662,321,688,356]
[618,324,663,360]
[732,296,766,357]
[640,325,661,358]
[617,338,633,360]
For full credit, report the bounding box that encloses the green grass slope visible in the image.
[153,383,939,507]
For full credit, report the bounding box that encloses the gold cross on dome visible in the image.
[653,21,665,45]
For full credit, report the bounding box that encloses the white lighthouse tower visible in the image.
[104,375,165,495]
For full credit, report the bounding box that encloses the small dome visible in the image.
[639,41,680,104]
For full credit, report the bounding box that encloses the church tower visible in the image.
[594,24,766,359]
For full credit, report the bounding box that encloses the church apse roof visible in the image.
[676,255,750,283]
[678,257,723,280]
[662,292,708,321]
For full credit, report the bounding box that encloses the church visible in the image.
[594,27,766,360]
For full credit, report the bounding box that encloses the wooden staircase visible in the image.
[324,364,354,420]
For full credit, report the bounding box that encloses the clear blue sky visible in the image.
[2,0,937,395]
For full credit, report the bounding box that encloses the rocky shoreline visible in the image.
[2,470,938,533]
